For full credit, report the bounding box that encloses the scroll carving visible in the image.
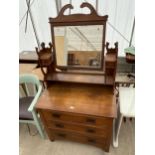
[106,42,118,54]
[49,2,108,23]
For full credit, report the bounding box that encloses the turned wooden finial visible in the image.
[41,42,45,49]
[106,42,118,54]
[36,42,53,53]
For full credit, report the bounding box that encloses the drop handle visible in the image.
[57,133,66,138]
[86,118,96,124]
[86,129,96,133]
[55,123,64,128]
[52,113,61,118]
[87,139,96,144]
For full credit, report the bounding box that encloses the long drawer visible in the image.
[46,120,111,138]
[41,110,113,127]
[49,128,110,152]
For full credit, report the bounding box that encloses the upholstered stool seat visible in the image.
[19,97,34,120]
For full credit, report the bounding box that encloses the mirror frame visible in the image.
[49,2,108,71]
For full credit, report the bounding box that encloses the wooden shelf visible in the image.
[46,72,114,85]
[58,69,105,75]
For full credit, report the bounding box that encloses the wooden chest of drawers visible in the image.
[36,83,116,152]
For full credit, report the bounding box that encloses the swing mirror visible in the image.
[54,25,103,69]
[49,3,108,71]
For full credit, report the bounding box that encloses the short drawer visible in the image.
[42,110,113,127]
[49,128,109,151]
[47,120,111,138]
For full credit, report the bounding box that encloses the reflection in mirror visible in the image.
[54,25,103,68]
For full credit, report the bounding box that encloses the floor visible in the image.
[19,119,134,155]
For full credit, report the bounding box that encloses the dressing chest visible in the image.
[35,2,118,152]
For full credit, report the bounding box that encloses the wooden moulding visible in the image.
[46,72,114,85]
[49,3,108,24]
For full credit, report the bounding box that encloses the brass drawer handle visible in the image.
[86,128,96,133]
[52,113,61,118]
[57,133,66,138]
[86,118,96,124]
[87,139,96,144]
[55,123,64,128]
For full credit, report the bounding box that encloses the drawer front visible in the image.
[49,128,109,151]
[46,120,111,138]
[42,110,112,127]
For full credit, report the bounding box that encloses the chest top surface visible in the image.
[36,83,116,118]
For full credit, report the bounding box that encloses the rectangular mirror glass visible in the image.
[54,25,103,68]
